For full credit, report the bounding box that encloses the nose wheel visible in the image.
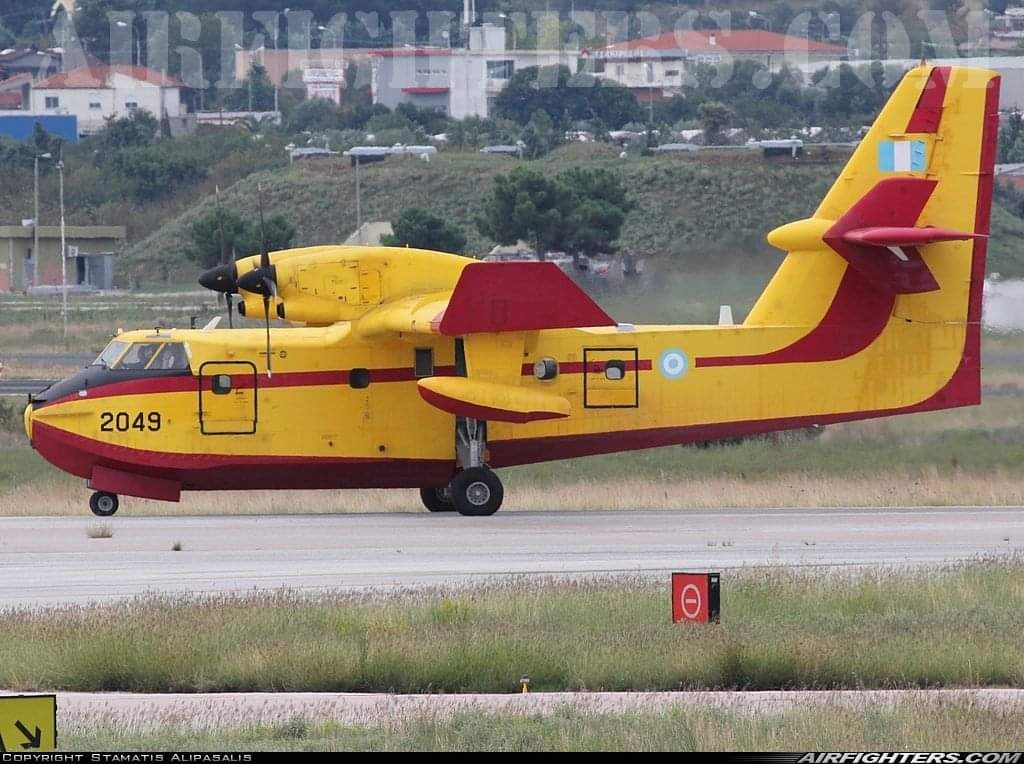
[89,491,119,517]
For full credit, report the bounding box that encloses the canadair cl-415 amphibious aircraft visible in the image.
[25,65,999,517]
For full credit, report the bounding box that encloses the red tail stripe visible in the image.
[905,66,950,133]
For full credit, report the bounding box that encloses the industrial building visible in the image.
[0,224,126,292]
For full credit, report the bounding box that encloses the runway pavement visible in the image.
[0,507,1020,608]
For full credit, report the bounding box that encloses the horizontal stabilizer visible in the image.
[842,226,984,247]
[823,177,943,294]
[438,262,615,335]
[418,376,570,423]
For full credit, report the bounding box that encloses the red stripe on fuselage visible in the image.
[45,364,461,406]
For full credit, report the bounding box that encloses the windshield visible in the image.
[113,342,163,370]
[148,343,190,371]
[92,340,129,368]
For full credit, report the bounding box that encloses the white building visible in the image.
[371,25,578,119]
[590,29,847,97]
[30,65,184,134]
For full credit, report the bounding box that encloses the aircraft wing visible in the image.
[354,261,614,423]
[356,261,616,339]
[356,292,450,339]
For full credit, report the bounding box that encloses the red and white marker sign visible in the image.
[671,572,720,624]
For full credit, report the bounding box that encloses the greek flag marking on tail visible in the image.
[878,140,927,172]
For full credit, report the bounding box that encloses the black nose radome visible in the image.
[198,263,238,293]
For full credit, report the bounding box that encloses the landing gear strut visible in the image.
[449,417,503,516]
[89,491,119,517]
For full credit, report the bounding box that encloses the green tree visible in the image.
[477,166,631,259]
[493,65,640,130]
[287,98,340,134]
[476,167,575,257]
[559,167,633,258]
[186,207,295,270]
[382,208,467,254]
[223,63,276,112]
[98,109,159,150]
[698,101,736,145]
[521,109,557,159]
[108,145,207,200]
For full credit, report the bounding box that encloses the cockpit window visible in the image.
[114,343,164,370]
[92,340,129,368]
[148,343,189,371]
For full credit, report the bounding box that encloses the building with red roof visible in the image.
[29,65,186,134]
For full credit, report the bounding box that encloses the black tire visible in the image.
[450,467,504,517]
[419,486,455,513]
[89,491,119,517]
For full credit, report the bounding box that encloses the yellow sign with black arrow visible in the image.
[0,695,56,752]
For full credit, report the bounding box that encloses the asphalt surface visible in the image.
[0,507,1020,608]
[36,689,1024,729]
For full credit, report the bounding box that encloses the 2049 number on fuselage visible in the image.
[100,411,161,432]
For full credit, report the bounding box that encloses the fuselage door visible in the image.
[199,361,257,435]
[583,347,639,408]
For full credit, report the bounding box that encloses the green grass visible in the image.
[61,704,1024,752]
[4,562,1024,693]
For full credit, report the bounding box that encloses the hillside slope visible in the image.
[124,144,1024,286]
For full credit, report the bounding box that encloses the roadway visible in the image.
[0,507,1020,608]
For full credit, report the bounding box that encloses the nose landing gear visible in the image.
[89,491,119,517]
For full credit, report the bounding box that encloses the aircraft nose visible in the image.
[198,263,238,293]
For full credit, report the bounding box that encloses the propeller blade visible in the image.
[263,293,272,379]
[257,182,269,271]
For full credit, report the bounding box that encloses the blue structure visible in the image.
[0,114,79,144]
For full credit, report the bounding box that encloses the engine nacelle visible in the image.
[259,246,471,325]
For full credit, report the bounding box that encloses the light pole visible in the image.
[354,155,362,243]
[58,158,67,343]
[115,20,141,65]
[33,151,51,290]
[748,10,772,34]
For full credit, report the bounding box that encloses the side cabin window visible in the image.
[211,374,232,395]
[605,360,626,381]
[414,348,434,378]
[349,368,370,389]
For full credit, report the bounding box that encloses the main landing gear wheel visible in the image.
[89,491,119,517]
[450,467,504,517]
[420,486,456,513]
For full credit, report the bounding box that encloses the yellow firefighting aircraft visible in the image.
[25,65,998,517]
